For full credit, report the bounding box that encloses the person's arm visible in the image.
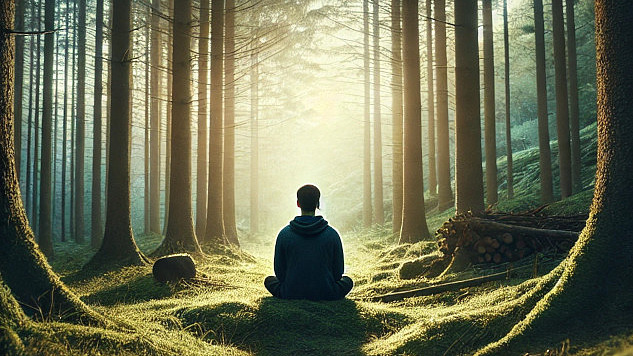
[332,231,344,281]
[274,232,286,283]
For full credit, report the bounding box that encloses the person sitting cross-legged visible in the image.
[264,184,353,301]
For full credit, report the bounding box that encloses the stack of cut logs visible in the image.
[436,210,587,265]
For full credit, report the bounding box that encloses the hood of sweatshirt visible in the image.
[289,215,329,236]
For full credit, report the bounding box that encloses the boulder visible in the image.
[152,253,196,283]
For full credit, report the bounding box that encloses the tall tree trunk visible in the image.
[250,36,259,234]
[13,0,24,177]
[566,0,581,194]
[503,0,513,199]
[91,0,104,248]
[372,0,384,225]
[0,1,100,322]
[163,0,173,235]
[61,0,70,242]
[196,0,209,238]
[149,0,161,234]
[434,0,453,210]
[70,0,76,242]
[552,0,572,199]
[426,0,436,197]
[205,0,226,243]
[483,0,497,205]
[155,0,201,255]
[399,0,430,243]
[74,0,86,243]
[87,0,147,267]
[38,0,55,258]
[32,2,41,233]
[390,0,403,233]
[478,2,633,352]
[534,0,554,203]
[223,0,239,245]
[25,18,33,217]
[362,0,372,227]
[144,5,150,236]
[454,0,484,215]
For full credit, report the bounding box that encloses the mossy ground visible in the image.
[4,123,633,355]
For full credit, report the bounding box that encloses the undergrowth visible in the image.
[5,122,633,355]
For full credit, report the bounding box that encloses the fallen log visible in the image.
[369,265,531,303]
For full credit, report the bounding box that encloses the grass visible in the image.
[5,123,633,355]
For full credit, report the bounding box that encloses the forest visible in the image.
[0,0,632,355]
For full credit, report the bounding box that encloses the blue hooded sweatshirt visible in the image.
[273,215,345,301]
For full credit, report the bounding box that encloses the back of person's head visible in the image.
[297,184,320,212]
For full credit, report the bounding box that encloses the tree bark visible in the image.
[149,0,161,234]
[503,0,513,199]
[434,0,453,210]
[163,0,173,235]
[426,0,436,197]
[363,0,372,228]
[372,0,384,225]
[75,0,86,243]
[156,0,201,255]
[196,0,209,239]
[32,3,41,233]
[399,0,430,243]
[454,0,484,215]
[91,0,104,248]
[534,0,554,203]
[483,0,497,205]
[250,35,259,234]
[391,0,403,233]
[566,0,582,194]
[0,1,100,322]
[223,0,239,245]
[38,0,55,258]
[552,0,572,199]
[87,0,148,267]
[477,2,633,353]
[205,0,226,243]
[61,0,70,242]
[13,0,24,177]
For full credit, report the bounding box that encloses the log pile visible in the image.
[436,210,587,265]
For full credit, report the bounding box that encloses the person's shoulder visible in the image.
[324,225,341,239]
[276,225,293,239]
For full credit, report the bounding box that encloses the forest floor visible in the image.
[13,123,633,355]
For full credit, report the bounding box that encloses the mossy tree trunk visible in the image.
[205,0,227,244]
[88,0,148,268]
[434,0,453,211]
[399,0,430,243]
[534,0,554,204]
[477,1,633,353]
[454,0,484,215]
[0,1,100,322]
[156,0,201,255]
[390,0,403,234]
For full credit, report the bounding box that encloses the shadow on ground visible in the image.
[178,297,380,355]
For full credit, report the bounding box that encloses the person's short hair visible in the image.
[297,184,320,212]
